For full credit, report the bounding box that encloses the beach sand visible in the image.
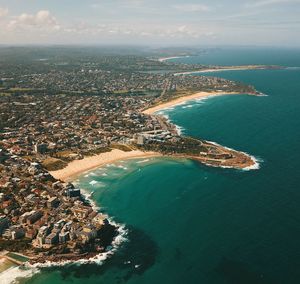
[174,65,269,76]
[50,149,161,182]
[0,258,16,273]
[158,56,190,62]
[142,91,240,115]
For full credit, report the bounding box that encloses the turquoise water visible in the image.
[25,49,300,284]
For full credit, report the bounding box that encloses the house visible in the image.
[59,231,70,243]
[25,228,37,239]
[45,233,58,245]
[11,226,25,240]
[47,197,60,208]
[0,216,9,235]
[34,143,48,154]
[66,188,81,198]
[80,226,97,243]
[137,135,145,145]
[73,205,92,219]
[27,211,43,225]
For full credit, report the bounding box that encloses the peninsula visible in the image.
[173,64,282,75]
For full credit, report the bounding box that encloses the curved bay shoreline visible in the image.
[50,149,162,182]
[50,91,259,182]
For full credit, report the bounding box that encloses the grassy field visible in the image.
[42,157,68,171]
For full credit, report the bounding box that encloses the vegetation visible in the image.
[138,137,208,155]
[0,239,31,252]
[82,147,112,156]
[42,157,68,171]
[110,143,133,152]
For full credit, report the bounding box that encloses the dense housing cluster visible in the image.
[0,148,117,261]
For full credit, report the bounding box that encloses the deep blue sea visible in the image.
[23,48,300,284]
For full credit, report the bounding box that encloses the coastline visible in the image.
[0,91,261,283]
[142,90,259,170]
[174,65,276,76]
[158,55,190,62]
[0,190,130,284]
[142,91,241,115]
[50,89,259,181]
[50,149,161,182]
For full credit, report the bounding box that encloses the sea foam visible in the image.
[0,266,39,284]
[155,110,185,135]
[28,219,128,269]
[89,180,98,185]
[11,189,129,284]
[117,165,128,170]
[136,159,150,164]
[207,140,261,171]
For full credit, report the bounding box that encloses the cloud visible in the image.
[61,21,216,42]
[246,0,300,8]
[0,7,8,18]
[173,4,211,12]
[91,0,144,9]
[8,10,60,31]
[0,6,218,45]
[176,25,199,37]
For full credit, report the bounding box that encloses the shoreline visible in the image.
[1,91,260,282]
[158,55,190,62]
[174,65,277,76]
[0,193,129,283]
[142,90,259,170]
[142,91,241,115]
[50,149,161,182]
[50,90,260,181]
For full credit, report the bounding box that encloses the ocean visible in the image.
[21,48,300,284]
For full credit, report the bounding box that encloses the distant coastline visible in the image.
[158,55,191,62]
[174,65,282,76]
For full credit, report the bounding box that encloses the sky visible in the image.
[0,0,300,46]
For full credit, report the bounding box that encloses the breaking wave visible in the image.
[89,180,99,185]
[4,186,129,284]
[136,159,150,164]
[207,140,262,171]
[0,266,39,284]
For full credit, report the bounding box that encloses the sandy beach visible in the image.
[50,149,161,182]
[174,65,268,76]
[158,55,190,62]
[142,91,240,115]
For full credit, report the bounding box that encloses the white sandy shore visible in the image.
[50,149,161,182]
[142,91,241,115]
[174,66,267,76]
[158,55,190,62]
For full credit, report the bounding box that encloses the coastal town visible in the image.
[0,148,117,263]
[0,47,259,265]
